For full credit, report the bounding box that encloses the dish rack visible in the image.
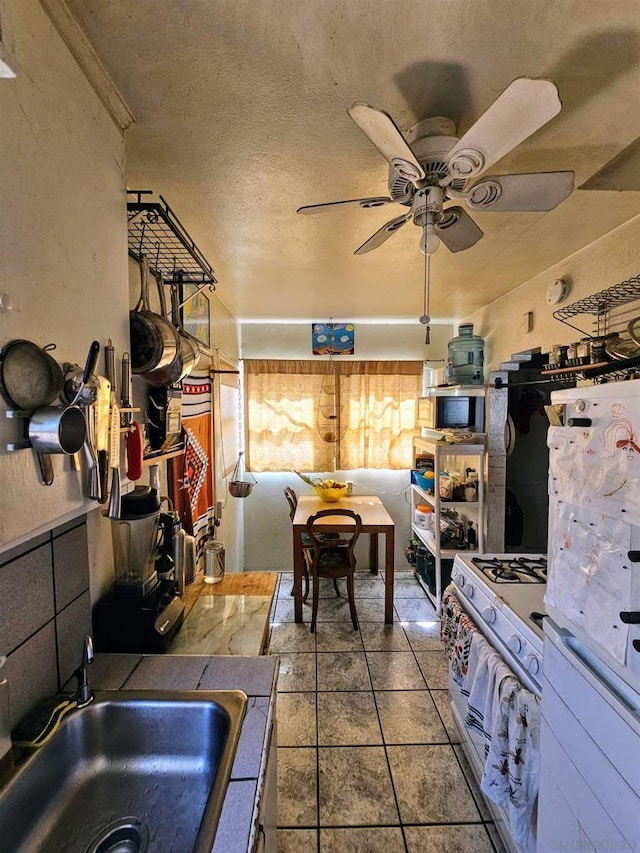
[543,274,640,382]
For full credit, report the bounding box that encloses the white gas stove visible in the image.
[451,552,547,693]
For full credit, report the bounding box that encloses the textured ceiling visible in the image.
[66,0,640,322]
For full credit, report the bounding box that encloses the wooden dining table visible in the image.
[292,495,396,624]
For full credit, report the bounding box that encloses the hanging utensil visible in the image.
[107,396,121,519]
[125,421,144,481]
[120,352,133,427]
[94,375,111,503]
[130,256,180,374]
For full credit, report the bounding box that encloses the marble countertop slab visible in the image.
[170,595,273,656]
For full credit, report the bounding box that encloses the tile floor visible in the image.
[269,569,508,853]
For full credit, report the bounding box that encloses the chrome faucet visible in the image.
[74,635,94,708]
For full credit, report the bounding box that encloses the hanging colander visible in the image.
[229,451,257,498]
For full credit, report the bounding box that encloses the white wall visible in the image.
[239,321,452,571]
[241,321,452,361]
[463,217,640,372]
[0,0,128,570]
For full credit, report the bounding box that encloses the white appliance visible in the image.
[449,553,547,853]
[539,381,640,853]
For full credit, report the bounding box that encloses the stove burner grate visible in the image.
[471,556,547,583]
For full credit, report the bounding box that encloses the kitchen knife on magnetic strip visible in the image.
[107,396,120,519]
[95,375,111,504]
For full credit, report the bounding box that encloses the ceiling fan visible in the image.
[297,77,575,256]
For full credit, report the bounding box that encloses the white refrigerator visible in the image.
[538,381,640,853]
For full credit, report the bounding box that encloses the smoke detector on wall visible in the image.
[545,279,569,306]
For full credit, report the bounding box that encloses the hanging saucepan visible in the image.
[0,340,86,485]
[142,274,199,386]
[130,256,180,375]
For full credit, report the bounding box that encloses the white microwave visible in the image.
[418,388,485,433]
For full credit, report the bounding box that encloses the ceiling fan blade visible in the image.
[446,78,562,181]
[354,212,411,255]
[348,103,425,183]
[436,207,483,253]
[297,196,393,215]
[465,171,575,211]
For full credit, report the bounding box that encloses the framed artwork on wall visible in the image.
[180,284,210,348]
[312,322,355,355]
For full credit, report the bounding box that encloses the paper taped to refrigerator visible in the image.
[546,500,631,663]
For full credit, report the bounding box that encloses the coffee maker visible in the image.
[93,470,185,653]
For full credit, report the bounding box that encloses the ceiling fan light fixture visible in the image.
[420,223,441,255]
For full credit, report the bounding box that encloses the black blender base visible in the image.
[93,579,185,654]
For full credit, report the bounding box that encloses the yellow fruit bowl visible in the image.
[312,483,348,502]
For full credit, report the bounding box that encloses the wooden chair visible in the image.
[284,487,344,601]
[304,508,362,633]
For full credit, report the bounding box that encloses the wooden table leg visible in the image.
[384,529,395,624]
[369,532,379,574]
[293,529,303,622]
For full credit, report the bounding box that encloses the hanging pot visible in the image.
[143,278,200,386]
[228,451,257,498]
[130,256,180,374]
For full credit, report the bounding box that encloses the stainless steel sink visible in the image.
[0,689,247,853]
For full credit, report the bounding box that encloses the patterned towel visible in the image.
[440,584,477,684]
[481,678,541,853]
[462,632,514,756]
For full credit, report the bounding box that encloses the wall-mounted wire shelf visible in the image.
[553,274,640,336]
[127,191,217,300]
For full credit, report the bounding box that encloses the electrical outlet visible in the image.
[521,312,533,334]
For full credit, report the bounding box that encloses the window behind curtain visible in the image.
[244,359,422,472]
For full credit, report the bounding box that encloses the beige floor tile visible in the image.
[454,744,492,820]
[375,690,448,744]
[353,576,386,598]
[414,650,450,689]
[316,622,364,653]
[277,828,317,852]
[278,692,317,746]
[402,621,443,651]
[277,747,317,826]
[387,744,481,824]
[366,651,426,690]
[270,623,316,654]
[318,746,399,826]
[320,827,405,851]
[274,597,311,622]
[392,575,428,598]
[354,599,387,622]
[277,653,317,692]
[393,598,438,622]
[317,691,382,746]
[315,597,354,622]
[317,652,371,691]
[359,623,410,651]
[431,689,461,744]
[404,824,495,853]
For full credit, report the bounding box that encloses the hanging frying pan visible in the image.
[0,340,63,410]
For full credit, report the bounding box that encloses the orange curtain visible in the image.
[244,359,422,472]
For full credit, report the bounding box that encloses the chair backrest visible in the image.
[305,508,362,558]
[284,486,298,521]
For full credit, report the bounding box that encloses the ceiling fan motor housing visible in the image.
[388,120,464,202]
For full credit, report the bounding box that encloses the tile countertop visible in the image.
[89,652,279,853]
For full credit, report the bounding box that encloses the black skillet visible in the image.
[0,339,64,410]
